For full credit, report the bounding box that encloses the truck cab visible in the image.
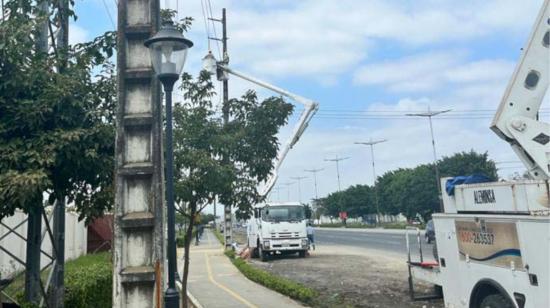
[247,202,309,261]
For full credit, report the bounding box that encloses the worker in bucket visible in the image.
[306,222,315,250]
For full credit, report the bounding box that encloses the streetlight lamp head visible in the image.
[202,51,218,75]
[144,21,193,86]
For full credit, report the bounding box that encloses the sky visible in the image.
[72,0,549,210]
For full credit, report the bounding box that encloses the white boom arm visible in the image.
[491,0,549,179]
[218,65,319,197]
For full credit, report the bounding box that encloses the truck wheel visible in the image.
[259,246,269,262]
[251,247,259,258]
[479,293,514,308]
[298,250,306,258]
[432,241,439,261]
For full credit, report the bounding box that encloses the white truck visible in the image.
[407,1,550,308]
[202,55,318,254]
[247,202,309,261]
[211,66,318,262]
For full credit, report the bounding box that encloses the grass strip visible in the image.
[224,250,318,306]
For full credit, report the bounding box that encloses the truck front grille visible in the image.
[273,232,300,238]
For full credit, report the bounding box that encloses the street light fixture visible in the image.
[355,139,387,225]
[406,106,451,212]
[145,20,193,308]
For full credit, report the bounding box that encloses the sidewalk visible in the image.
[178,229,304,308]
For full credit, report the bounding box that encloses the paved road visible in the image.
[315,228,435,260]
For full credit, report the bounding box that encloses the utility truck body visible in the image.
[247,202,309,261]
[407,1,550,307]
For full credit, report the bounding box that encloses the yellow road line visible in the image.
[204,252,259,308]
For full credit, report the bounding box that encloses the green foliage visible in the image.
[5,253,112,307]
[320,150,498,221]
[64,253,112,308]
[173,71,293,220]
[224,251,318,305]
[0,0,116,222]
[213,228,224,245]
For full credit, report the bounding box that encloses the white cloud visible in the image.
[175,0,543,84]
[69,24,89,45]
[353,51,516,93]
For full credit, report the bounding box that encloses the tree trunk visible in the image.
[181,201,197,308]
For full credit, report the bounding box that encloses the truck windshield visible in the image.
[262,206,305,222]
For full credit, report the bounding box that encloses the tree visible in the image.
[439,150,498,181]
[319,185,375,221]
[173,71,293,301]
[319,150,499,223]
[0,0,116,222]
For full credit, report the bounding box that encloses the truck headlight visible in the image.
[263,241,270,248]
[301,239,308,246]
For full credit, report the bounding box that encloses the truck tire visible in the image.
[251,247,259,258]
[259,246,269,262]
[479,293,515,308]
[298,250,306,258]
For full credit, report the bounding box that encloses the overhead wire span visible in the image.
[101,0,116,29]
[200,0,211,51]
[206,0,222,59]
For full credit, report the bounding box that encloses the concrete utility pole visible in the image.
[325,156,349,192]
[50,0,69,306]
[114,0,164,307]
[290,176,307,203]
[355,139,387,225]
[406,107,451,212]
[25,0,49,304]
[209,8,232,249]
[220,9,232,250]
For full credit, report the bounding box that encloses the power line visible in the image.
[101,0,116,29]
[200,0,211,51]
[206,0,222,59]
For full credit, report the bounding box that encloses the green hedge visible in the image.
[224,250,318,305]
[213,228,224,245]
[64,252,112,308]
[5,252,112,308]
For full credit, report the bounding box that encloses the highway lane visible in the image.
[315,228,436,260]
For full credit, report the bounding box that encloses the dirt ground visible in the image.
[234,229,444,308]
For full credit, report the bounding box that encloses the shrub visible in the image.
[64,252,112,308]
[224,251,318,305]
[213,229,224,245]
[4,253,112,307]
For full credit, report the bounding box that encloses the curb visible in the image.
[176,280,204,308]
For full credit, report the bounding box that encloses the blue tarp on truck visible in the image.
[445,174,493,196]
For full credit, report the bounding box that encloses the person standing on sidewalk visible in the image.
[306,222,315,250]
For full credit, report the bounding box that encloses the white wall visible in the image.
[0,210,87,278]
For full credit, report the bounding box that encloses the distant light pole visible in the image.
[145,20,193,308]
[355,139,387,224]
[290,176,307,203]
[325,156,349,192]
[281,182,295,201]
[406,106,451,212]
[304,168,324,201]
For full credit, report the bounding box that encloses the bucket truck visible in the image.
[406,1,549,308]
[202,54,319,261]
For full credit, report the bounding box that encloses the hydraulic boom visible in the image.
[491,0,550,179]
[217,65,319,197]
